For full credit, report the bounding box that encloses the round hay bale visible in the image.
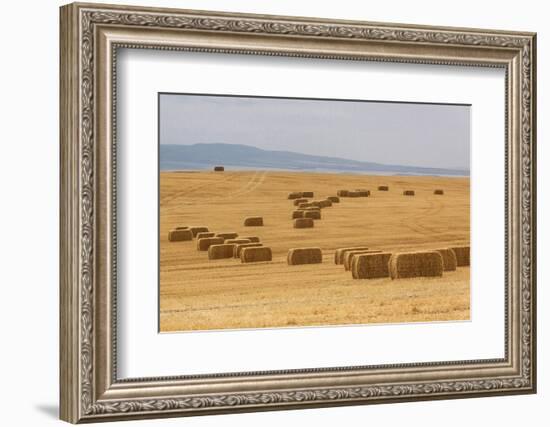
[377,185,389,191]
[337,190,349,197]
[287,247,322,265]
[168,229,193,242]
[293,218,314,228]
[197,237,224,251]
[293,198,309,206]
[343,250,382,271]
[403,190,415,196]
[287,192,303,200]
[196,232,215,240]
[389,251,443,279]
[434,189,444,195]
[451,246,470,266]
[244,216,263,226]
[327,196,340,203]
[213,166,224,171]
[234,242,263,258]
[241,236,260,243]
[304,210,321,220]
[189,226,209,237]
[216,232,238,240]
[334,246,371,265]
[352,252,392,279]
[208,244,236,260]
[301,191,314,198]
[240,246,272,263]
[292,210,305,219]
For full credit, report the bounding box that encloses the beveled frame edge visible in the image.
[59,2,536,423]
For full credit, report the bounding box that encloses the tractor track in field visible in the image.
[160,171,241,206]
[217,170,268,199]
[397,197,449,238]
[162,171,268,213]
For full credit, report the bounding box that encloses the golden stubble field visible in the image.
[160,170,470,332]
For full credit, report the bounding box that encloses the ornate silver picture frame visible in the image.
[60,2,536,423]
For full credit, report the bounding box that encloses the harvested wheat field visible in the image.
[160,170,470,332]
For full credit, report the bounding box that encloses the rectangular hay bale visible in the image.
[389,251,443,279]
[301,191,314,198]
[334,246,370,264]
[352,252,393,279]
[377,186,389,191]
[434,189,444,195]
[287,192,303,200]
[287,247,323,265]
[435,248,457,271]
[225,238,251,245]
[292,210,305,219]
[197,237,224,251]
[337,190,349,197]
[234,242,263,258]
[189,226,209,237]
[242,236,260,243]
[343,249,382,271]
[196,232,215,240]
[208,244,236,260]
[293,198,309,206]
[293,218,314,228]
[451,246,470,267]
[356,189,370,197]
[240,246,272,263]
[168,229,193,242]
[216,232,239,240]
[304,210,321,220]
[403,190,415,196]
[327,196,340,203]
[244,216,263,226]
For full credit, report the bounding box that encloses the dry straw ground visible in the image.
[160,171,470,332]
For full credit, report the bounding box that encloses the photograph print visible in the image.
[159,93,471,332]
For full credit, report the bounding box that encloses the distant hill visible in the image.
[160,143,469,176]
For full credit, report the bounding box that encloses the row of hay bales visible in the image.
[256,244,469,272]
[199,232,273,263]
[288,191,341,229]
[167,225,272,263]
[335,186,445,197]
[403,189,445,196]
[169,217,263,242]
[167,225,210,242]
[334,245,470,280]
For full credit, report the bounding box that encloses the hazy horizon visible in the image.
[160,93,470,170]
[160,142,469,173]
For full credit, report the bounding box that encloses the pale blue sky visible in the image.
[159,93,470,170]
